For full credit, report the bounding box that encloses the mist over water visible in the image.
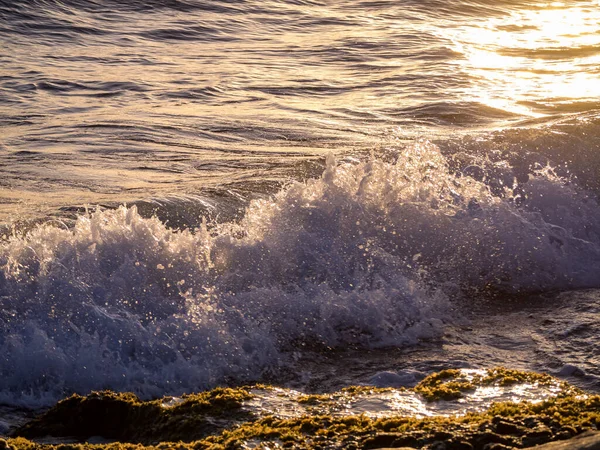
[1,0,600,407]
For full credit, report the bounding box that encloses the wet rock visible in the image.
[554,430,573,441]
[479,423,494,432]
[522,428,553,447]
[390,434,421,448]
[12,388,254,443]
[492,418,525,436]
[0,439,15,450]
[363,433,403,449]
[483,445,515,450]
[530,431,600,449]
[433,431,455,441]
[448,441,473,450]
[473,431,516,449]
[558,426,578,437]
[523,417,543,429]
[553,426,578,442]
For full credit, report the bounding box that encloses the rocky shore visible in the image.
[0,369,598,450]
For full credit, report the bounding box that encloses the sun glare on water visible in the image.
[448,1,600,116]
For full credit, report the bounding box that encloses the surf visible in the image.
[1,141,600,407]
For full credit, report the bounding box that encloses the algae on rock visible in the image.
[14,388,254,444]
[7,368,599,450]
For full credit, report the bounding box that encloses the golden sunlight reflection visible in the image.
[447,2,600,116]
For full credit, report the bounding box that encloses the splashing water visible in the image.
[1,142,600,407]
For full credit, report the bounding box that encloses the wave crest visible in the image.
[1,141,600,406]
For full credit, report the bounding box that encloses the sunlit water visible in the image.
[0,0,599,411]
[1,0,599,222]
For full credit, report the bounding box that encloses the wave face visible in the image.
[2,142,600,407]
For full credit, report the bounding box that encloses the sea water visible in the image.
[0,0,599,412]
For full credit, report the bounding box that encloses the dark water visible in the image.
[0,0,599,409]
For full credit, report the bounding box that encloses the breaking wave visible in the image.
[1,141,600,407]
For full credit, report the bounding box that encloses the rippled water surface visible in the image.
[2,0,599,222]
[1,0,599,409]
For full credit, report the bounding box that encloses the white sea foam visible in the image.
[1,141,600,407]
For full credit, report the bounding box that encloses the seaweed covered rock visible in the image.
[414,368,579,402]
[198,393,599,449]
[6,368,600,449]
[13,388,253,443]
[0,439,16,450]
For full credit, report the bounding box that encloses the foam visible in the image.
[1,141,600,407]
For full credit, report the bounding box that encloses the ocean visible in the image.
[0,0,599,418]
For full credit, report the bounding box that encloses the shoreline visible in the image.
[2,368,598,450]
